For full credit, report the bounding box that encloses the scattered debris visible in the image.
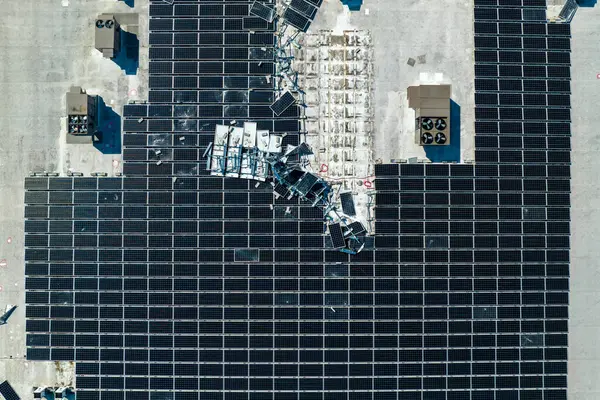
[0,305,16,325]
[292,30,375,231]
[205,123,369,254]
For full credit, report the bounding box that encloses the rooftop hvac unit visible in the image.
[95,14,120,58]
[416,116,450,146]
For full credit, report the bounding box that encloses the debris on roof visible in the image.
[205,123,370,254]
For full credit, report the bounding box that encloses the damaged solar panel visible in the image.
[250,0,276,23]
[282,7,311,32]
[328,222,346,249]
[269,90,297,116]
[340,191,356,216]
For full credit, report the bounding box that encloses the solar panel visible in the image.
[249,1,276,23]
[269,90,297,116]
[289,0,318,19]
[328,223,345,249]
[348,221,366,235]
[0,381,20,400]
[340,192,356,216]
[283,7,311,32]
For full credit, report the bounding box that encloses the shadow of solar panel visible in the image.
[283,8,311,32]
[250,1,276,23]
[290,0,318,19]
[270,91,296,116]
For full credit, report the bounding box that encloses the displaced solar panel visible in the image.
[273,183,289,198]
[283,7,311,32]
[290,0,318,20]
[340,192,356,216]
[294,172,318,196]
[269,90,296,116]
[250,1,276,23]
[347,221,365,235]
[327,222,345,249]
[0,381,20,400]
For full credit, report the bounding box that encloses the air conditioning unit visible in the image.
[416,116,450,146]
[95,14,120,58]
[408,84,452,147]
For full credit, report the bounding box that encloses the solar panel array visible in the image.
[0,381,21,400]
[22,0,570,399]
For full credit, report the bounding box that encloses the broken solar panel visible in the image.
[273,183,289,198]
[293,172,319,196]
[327,222,346,249]
[340,191,356,216]
[269,90,296,116]
[0,381,20,400]
[283,7,311,32]
[250,0,276,23]
[347,221,365,235]
[290,0,318,20]
[284,142,313,158]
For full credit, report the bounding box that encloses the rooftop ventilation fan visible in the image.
[435,132,447,144]
[421,118,433,131]
[435,118,447,131]
[96,20,104,28]
[105,20,115,29]
[421,132,434,145]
